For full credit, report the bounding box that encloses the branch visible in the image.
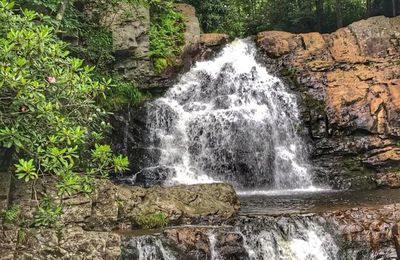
[56,0,73,22]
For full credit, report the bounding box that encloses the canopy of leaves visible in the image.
[179,0,399,37]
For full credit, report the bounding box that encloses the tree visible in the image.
[336,0,344,28]
[0,0,129,208]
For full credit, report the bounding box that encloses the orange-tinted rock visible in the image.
[300,32,326,53]
[328,28,364,63]
[200,33,231,46]
[258,16,400,176]
[349,16,400,58]
[257,31,299,58]
[325,204,400,249]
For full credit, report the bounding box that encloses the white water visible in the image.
[234,217,340,260]
[145,39,314,190]
[123,236,176,260]
[122,218,340,260]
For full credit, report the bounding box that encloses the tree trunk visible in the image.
[315,0,324,31]
[366,0,372,17]
[393,0,397,17]
[336,0,343,28]
[56,0,72,22]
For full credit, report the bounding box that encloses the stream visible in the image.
[121,39,399,259]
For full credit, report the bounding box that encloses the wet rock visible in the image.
[376,172,400,188]
[134,166,172,187]
[217,232,249,259]
[164,227,211,257]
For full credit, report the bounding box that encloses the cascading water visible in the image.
[121,217,341,260]
[140,39,313,190]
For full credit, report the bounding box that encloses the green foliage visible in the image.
[2,205,21,224]
[0,0,129,211]
[33,195,62,227]
[135,212,169,229]
[149,0,185,73]
[15,159,38,182]
[179,0,375,36]
[68,25,114,70]
[103,77,150,110]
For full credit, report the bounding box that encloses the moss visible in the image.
[135,212,169,229]
[149,1,186,74]
[154,58,169,74]
[341,155,377,190]
[280,66,326,114]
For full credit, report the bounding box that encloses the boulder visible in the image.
[6,179,240,231]
[200,33,231,47]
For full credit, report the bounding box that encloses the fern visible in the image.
[2,205,21,224]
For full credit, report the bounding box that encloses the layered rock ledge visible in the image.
[257,16,400,189]
[0,175,240,259]
[1,177,239,231]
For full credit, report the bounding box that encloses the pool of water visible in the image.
[239,188,400,216]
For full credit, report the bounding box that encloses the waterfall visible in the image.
[235,217,340,260]
[122,217,341,260]
[139,39,313,190]
[122,236,176,260]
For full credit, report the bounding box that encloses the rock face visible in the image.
[257,16,400,189]
[0,178,239,259]
[325,204,400,258]
[175,4,200,46]
[97,2,152,81]
[0,227,122,260]
[4,178,239,231]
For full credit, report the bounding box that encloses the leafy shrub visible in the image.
[0,0,129,206]
[102,77,150,110]
[2,205,21,224]
[33,195,62,227]
[135,212,169,229]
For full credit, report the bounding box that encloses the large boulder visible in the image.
[257,16,400,188]
[5,178,240,232]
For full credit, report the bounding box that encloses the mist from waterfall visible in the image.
[143,39,314,190]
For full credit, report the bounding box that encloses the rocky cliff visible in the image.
[257,16,400,189]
